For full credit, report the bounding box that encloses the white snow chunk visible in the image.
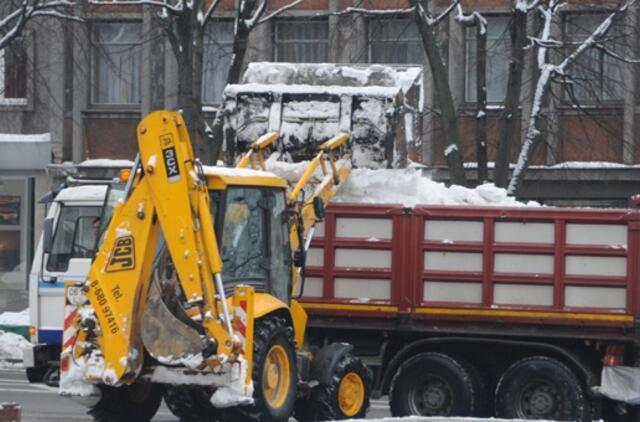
[0,331,30,361]
[0,309,28,326]
[444,144,458,157]
[78,158,134,168]
[202,166,277,179]
[147,155,157,168]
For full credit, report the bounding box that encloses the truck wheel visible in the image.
[495,356,589,421]
[26,366,47,383]
[43,365,60,387]
[295,353,372,421]
[222,315,297,422]
[164,387,220,422]
[89,383,163,422]
[389,352,479,417]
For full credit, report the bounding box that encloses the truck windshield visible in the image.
[47,206,101,272]
[218,187,291,303]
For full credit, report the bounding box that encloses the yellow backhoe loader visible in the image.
[59,110,371,422]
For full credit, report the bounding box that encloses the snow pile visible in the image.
[0,331,29,361]
[337,169,538,207]
[0,309,28,326]
[264,158,537,207]
[55,185,108,202]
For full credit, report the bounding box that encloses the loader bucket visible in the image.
[222,63,423,168]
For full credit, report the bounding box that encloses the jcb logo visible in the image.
[106,236,135,272]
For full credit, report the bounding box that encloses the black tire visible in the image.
[89,383,163,422]
[164,387,221,422]
[389,352,479,417]
[26,366,47,383]
[495,356,589,421]
[221,315,297,422]
[43,365,60,387]
[294,353,372,421]
[455,357,489,417]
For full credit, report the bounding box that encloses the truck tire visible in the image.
[294,352,372,421]
[43,365,60,387]
[89,383,163,422]
[495,356,589,421]
[389,352,480,417]
[26,366,47,383]
[221,315,297,422]
[164,387,220,422]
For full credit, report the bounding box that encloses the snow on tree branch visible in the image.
[415,0,460,27]
[87,0,184,14]
[507,0,636,195]
[315,6,415,18]
[0,0,78,50]
[257,0,304,25]
[243,0,267,29]
[201,0,222,26]
[455,4,486,33]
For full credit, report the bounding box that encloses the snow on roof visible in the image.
[202,165,278,179]
[0,309,28,326]
[0,133,50,143]
[243,62,422,94]
[55,185,108,202]
[224,83,401,98]
[78,159,135,168]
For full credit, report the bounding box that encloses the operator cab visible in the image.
[204,167,292,304]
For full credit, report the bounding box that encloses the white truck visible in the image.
[23,162,128,385]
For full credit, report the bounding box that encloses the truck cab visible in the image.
[24,184,115,383]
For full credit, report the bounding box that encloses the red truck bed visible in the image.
[301,204,639,335]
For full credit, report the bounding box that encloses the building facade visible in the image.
[1,0,640,308]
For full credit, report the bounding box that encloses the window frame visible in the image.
[367,17,424,65]
[463,14,511,105]
[202,19,235,106]
[0,35,30,107]
[273,19,329,63]
[562,11,626,104]
[90,20,143,107]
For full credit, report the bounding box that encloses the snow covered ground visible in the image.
[0,308,28,326]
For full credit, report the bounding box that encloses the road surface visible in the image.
[0,368,392,421]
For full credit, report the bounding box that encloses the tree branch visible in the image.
[314,6,415,18]
[201,0,222,26]
[257,0,305,25]
[87,0,183,14]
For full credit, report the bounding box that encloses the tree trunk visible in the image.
[173,0,205,157]
[412,0,467,186]
[494,4,527,188]
[475,25,488,183]
[208,0,258,164]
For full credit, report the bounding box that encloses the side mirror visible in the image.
[43,217,54,254]
[313,197,325,219]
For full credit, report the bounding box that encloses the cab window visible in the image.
[46,206,101,272]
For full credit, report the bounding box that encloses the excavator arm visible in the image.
[61,111,240,389]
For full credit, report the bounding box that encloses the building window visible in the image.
[0,38,28,105]
[203,21,234,105]
[565,13,624,102]
[92,22,142,105]
[275,20,328,63]
[369,18,424,64]
[465,16,510,103]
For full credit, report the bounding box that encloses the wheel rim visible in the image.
[516,380,560,418]
[409,374,452,416]
[338,372,365,417]
[262,344,290,409]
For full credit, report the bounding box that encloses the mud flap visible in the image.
[310,343,353,386]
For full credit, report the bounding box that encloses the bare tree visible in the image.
[88,0,304,161]
[507,0,636,195]
[0,0,77,50]
[455,5,488,182]
[493,0,537,188]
